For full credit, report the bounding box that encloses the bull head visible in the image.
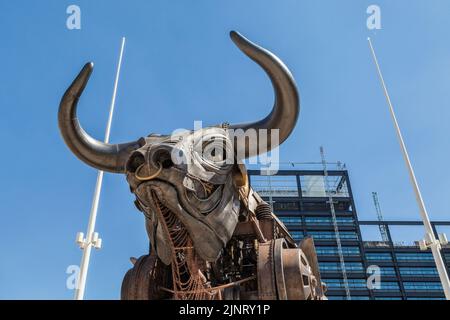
[58,31,299,265]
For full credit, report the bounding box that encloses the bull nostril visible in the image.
[153,149,174,169]
[127,152,145,173]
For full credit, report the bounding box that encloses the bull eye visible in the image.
[209,147,227,161]
[172,149,185,165]
[202,139,228,164]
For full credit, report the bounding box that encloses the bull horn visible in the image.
[58,62,143,173]
[229,31,300,159]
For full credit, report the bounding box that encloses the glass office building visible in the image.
[248,164,450,300]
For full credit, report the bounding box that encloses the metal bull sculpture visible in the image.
[58,31,326,300]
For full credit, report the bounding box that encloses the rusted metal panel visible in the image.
[300,237,325,297]
[257,241,277,300]
[273,238,288,300]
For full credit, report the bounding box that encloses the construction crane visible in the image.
[372,192,389,242]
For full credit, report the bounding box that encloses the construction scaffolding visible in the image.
[320,147,351,300]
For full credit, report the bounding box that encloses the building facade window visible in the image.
[300,175,349,198]
[376,282,400,291]
[251,175,299,197]
[319,262,364,272]
[273,201,299,211]
[308,231,358,240]
[324,279,344,288]
[406,297,445,300]
[403,282,443,291]
[304,217,354,225]
[324,279,367,289]
[316,246,360,256]
[278,216,302,226]
[327,296,346,300]
[290,231,304,241]
[399,267,438,277]
[347,279,368,289]
[379,267,396,276]
[395,253,434,261]
[365,253,392,261]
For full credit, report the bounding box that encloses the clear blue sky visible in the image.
[1,0,450,299]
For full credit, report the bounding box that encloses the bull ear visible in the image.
[129,257,137,265]
[58,63,144,173]
[228,31,300,159]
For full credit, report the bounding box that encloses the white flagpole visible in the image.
[368,37,450,299]
[74,37,126,300]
